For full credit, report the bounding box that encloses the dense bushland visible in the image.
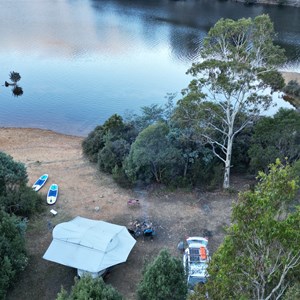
[0,152,44,216]
[0,151,44,298]
[82,106,222,188]
[82,105,300,189]
[249,108,300,173]
[82,15,300,190]
[189,161,300,299]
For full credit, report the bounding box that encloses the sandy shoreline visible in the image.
[1,127,140,299]
[1,127,237,300]
[282,71,300,84]
[0,127,133,220]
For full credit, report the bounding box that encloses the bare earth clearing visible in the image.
[0,128,252,300]
[282,71,300,84]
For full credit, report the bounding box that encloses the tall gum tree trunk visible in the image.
[223,136,233,189]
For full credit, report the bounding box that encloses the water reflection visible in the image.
[0,0,109,58]
[11,86,24,97]
[4,72,23,97]
[0,0,299,136]
[0,0,299,63]
[89,0,300,66]
[169,29,203,63]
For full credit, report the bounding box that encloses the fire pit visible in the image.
[128,219,156,239]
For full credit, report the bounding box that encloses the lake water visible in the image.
[0,0,299,136]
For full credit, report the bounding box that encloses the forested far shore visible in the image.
[233,0,300,7]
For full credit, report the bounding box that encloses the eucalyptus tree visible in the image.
[190,160,300,300]
[127,104,165,132]
[177,14,285,188]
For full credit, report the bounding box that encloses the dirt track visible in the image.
[0,128,251,300]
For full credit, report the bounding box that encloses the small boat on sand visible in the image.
[32,174,48,191]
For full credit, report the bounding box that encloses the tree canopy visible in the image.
[0,151,43,216]
[125,122,183,184]
[0,210,27,299]
[0,151,44,298]
[249,108,300,173]
[56,276,123,300]
[137,249,187,300]
[0,151,28,195]
[82,114,137,164]
[192,160,300,299]
[177,14,285,188]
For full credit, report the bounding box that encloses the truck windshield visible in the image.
[188,276,207,288]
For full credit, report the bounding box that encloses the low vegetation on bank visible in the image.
[283,80,300,108]
[0,152,44,299]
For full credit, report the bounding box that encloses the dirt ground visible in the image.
[282,71,300,84]
[0,128,253,300]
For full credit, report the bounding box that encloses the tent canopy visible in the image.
[43,216,136,273]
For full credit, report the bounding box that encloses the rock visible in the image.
[202,204,211,214]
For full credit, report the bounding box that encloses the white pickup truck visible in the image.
[183,237,210,290]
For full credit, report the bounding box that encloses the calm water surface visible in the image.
[0,0,299,136]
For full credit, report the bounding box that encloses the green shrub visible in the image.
[283,80,300,97]
[98,139,130,174]
[0,151,44,216]
[124,122,183,185]
[112,166,132,188]
[56,275,123,300]
[137,249,187,300]
[0,210,28,299]
[284,282,300,300]
[249,109,300,173]
[0,186,44,216]
[82,125,106,162]
[0,152,28,196]
[82,114,137,164]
